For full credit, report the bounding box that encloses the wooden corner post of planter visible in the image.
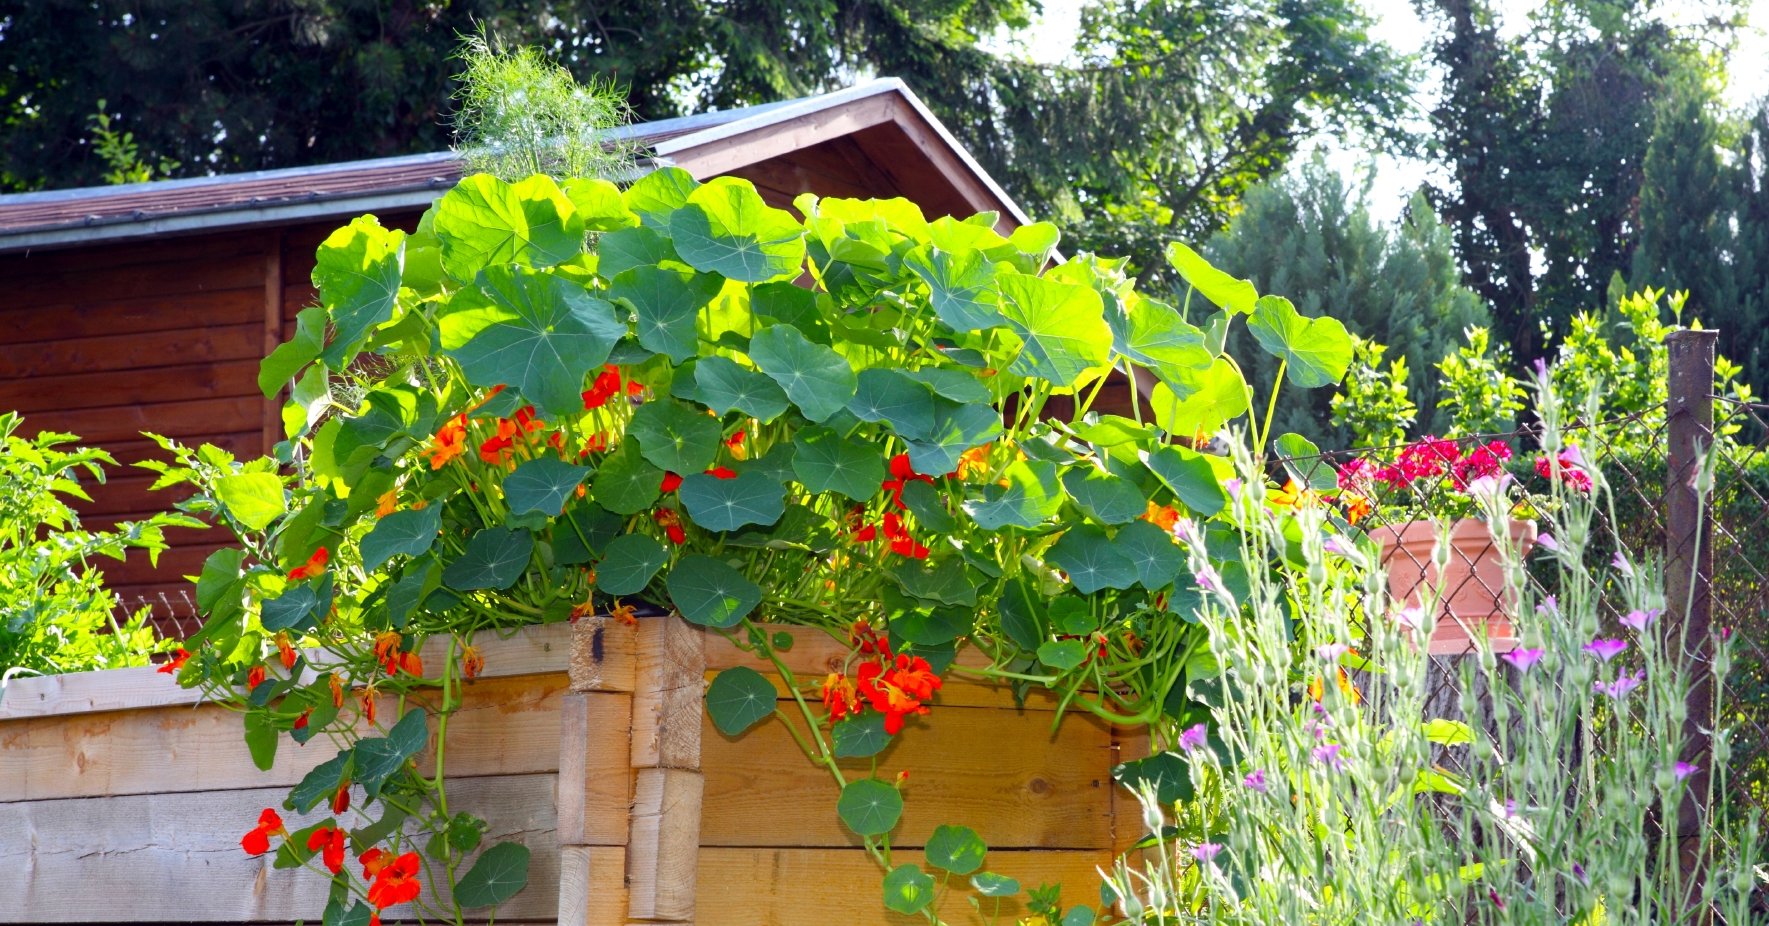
[561,614,707,926]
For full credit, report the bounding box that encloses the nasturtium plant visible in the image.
[151,161,1357,924]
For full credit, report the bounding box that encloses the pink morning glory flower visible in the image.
[1674,761,1699,781]
[1582,638,1627,663]
[1594,669,1646,699]
[1243,769,1267,793]
[1191,842,1224,863]
[1315,642,1349,661]
[1612,552,1634,578]
[1536,532,1559,552]
[1178,723,1208,752]
[1621,609,1660,631]
[1312,743,1347,772]
[1500,648,1544,672]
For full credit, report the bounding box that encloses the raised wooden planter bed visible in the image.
[0,617,1139,924]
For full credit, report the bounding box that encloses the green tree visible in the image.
[1202,158,1490,447]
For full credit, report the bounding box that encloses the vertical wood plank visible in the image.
[627,767,704,922]
[260,232,283,455]
[631,616,706,770]
[558,844,630,926]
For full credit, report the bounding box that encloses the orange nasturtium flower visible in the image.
[156,647,190,675]
[1342,492,1372,525]
[461,644,484,680]
[240,808,286,856]
[293,707,313,731]
[306,825,347,875]
[821,672,860,720]
[359,686,378,726]
[1140,500,1181,532]
[427,414,468,469]
[328,672,345,709]
[375,489,398,517]
[725,429,749,460]
[274,631,297,670]
[288,546,329,581]
[332,781,351,815]
[373,631,403,675]
[956,443,992,479]
[608,601,640,627]
[1307,668,1363,705]
[1269,479,1320,513]
[246,664,267,691]
[366,850,424,910]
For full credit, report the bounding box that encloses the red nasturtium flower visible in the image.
[288,546,329,581]
[821,672,860,720]
[366,850,423,911]
[240,808,286,856]
[332,781,351,815]
[274,631,297,670]
[653,508,686,545]
[855,654,943,734]
[705,465,738,480]
[427,414,468,469]
[461,644,484,680]
[581,365,623,409]
[881,454,934,509]
[293,707,313,731]
[246,664,267,691]
[724,429,748,460]
[373,631,403,676]
[659,472,683,493]
[359,686,378,726]
[156,647,190,675]
[306,825,347,875]
[881,512,929,560]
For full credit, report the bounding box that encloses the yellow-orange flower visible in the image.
[461,645,483,680]
[375,489,398,517]
[372,631,402,676]
[427,414,468,469]
[1342,492,1372,525]
[1140,500,1180,532]
[1269,478,1320,513]
[956,443,992,479]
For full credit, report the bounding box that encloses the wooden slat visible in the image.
[0,358,261,413]
[699,704,1113,849]
[627,767,703,921]
[0,774,561,923]
[629,615,705,769]
[556,691,638,847]
[0,673,594,803]
[695,847,1111,926]
[33,395,263,444]
[262,230,284,451]
[0,286,263,346]
[558,844,630,926]
[0,229,269,279]
[6,251,263,305]
[0,623,578,721]
[0,323,264,378]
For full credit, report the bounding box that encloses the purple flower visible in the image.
[1612,552,1635,578]
[1560,444,1587,468]
[1533,357,1549,379]
[1194,564,1223,595]
[1536,531,1559,552]
[1621,608,1660,632]
[1171,518,1197,544]
[1178,723,1209,752]
[1315,642,1349,662]
[1500,648,1544,672]
[1322,535,1351,556]
[1394,606,1426,631]
[1572,863,1588,884]
[1537,596,1559,617]
[1582,638,1628,663]
[1242,769,1268,793]
[1224,478,1243,500]
[1503,799,1518,818]
[1191,842,1224,864]
[1312,743,1347,772]
[1594,669,1646,699]
[1674,761,1699,782]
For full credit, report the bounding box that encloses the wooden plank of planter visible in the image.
[699,703,1113,850]
[0,674,628,828]
[558,844,631,926]
[627,767,704,921]
[695,847,1112,925]
[0,774,562,922]
[0,623,577,721]
[629,616,706,770]
[556,692,637,847]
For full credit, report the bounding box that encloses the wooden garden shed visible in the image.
[0,79,1034,627]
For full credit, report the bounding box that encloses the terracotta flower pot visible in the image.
[1370,517,1536,655]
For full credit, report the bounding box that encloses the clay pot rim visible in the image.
[1366,516,1537,546]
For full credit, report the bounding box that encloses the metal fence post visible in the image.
[1664,330,1716,851]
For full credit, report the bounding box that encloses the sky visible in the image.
[1010,0,1769,220]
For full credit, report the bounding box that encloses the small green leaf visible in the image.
[322,900,374,926]
[882,864,936,914]
[832,713,893,758]
[1061,467,1147,525]
[354,708,429,798]
[694,355,790,420]
[1141,446,1229,517]
[678,472,786,532]
[964,460,1063,530]
[997,577,1046,651]
[847,368,936,440]
[1148,359,1250,439]
[837,778,904,836]
[596,533,669,597]
[453,841,532,909]
[898,480,958,532]
[748,324,857,423]
[215,472,286,531]
[360,505,443,572]
[590,441,665,515]
[442,528,534,591]
[286,749,353,812]
[705,666,778,735]
[1275,432,1338,491]
[597,224,680,278]
[971,872,1021,897]
[243,711,278,771]
[504,457,590,518]
[624,167,700,228]
[1246,295,1353,389]
[667,554,762,629]
[629,398,723,474]
[791,427,886,501]
[315,215,406,365]
[890,605,971,645]
[669,176,806,281]
[1113,751,1193,804]
[611,265,723,363]
[1063,905,1098,926]
[261,305,327,397]
[1048,524,1140,594]
[926,824,987,875]
[260,583,320,633]
[1037,639,1088,671]
[1165,242,1257,315]
[1422,718,1476,745]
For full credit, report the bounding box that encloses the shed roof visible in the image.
[0,79,1028,253]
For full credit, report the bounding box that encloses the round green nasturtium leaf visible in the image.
[286,748,352,813]
[666,554,762,629]
[996,577,1046,651]
[904,399,1002,477]
[243,711,278,771]
[1106,295,1214,389]
[898,480,959,533]
[595,533,669,597]
[694,355,790,421]
[996,273,1112,387]
[590,442,664,516]
[443,528,535,591]
[1063,905,1098,926]
[791,427,886,501]
[747,324,857,423]
[433,173,582,281]
[1148,359,1250,441]
[1165,241,1258,316]
[561,177,638,231]
[831,712,893,758]
[1246,295,1353,389]
[881,864,935,915]
[313,215,405,367]
[678,472,786,532]
[904,245,1004,331]
[629,398,723,474]
[890,606,971,646]
[925,824,987,875]
[1048,524,1140,594]
[610,265,723,363]
[1112,750,1193,804]
[705,665,778,736]
[847,368,935,440]
[354,709,429,799]
[597,224,681,279]
[624,166,701,229]
[260,583,321,633]
[837,778,904,837]
[1037,639,1088,672]
[1141,445,1229,517]
[669,176,806,282]
[1114,519,1186,591]
[439,264,627,419]
[452,841,532,909]
[972,871,1021,897]
[964,459,1063,530]
[503,457,590,518]
[1061,466,1147,525]
[360,505,443,572]
[888,558,978,608]
[215,472,286,531]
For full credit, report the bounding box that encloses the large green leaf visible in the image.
[1048,524,1140,594]
[596,224,680,278]
[926,824,987,875]
[882,865,935,915]
[1246,295,1353,389]
[442,528,535,591]
[623,167,700,228]
[561,177,638,231]
[1165,242,1257,315]
[847,368,935,440]
[669,177,806,282]
[1113,751,1193,804]
[889,558,978,607]
[260,305,327,397]
[243,711,278,771]
[791,427,886,501]
[705,665,777,735]
[666,554,762,629]
[610,265,722,363]
[596,533,669,596]
[837,778,904,836]
[434,173,581,281]
[360,505,443,572]
[1114,519,1185,590]
[1108,296,1214,387]
[747,324,856,423]
[678,472,786,531]
[996,274,1112,387]
[286,749,353,812]
[964,460,1063,530]
[590,441,664,515]
[628,398,723,474]
[904,245,1003,331]
[904,398,1002,477]
[693,356,789,420]
[1142,445,1228,516]
[1061,466,1146,525]
[971,872,1021,897]
[215,472,285,531]
[314,215,405,366]
[354,708,429,798]
[1149,359,1250,439]
[504,457,590,518]
[453,842,531,909]
[439,264,626,418]
[832,713,892,758]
